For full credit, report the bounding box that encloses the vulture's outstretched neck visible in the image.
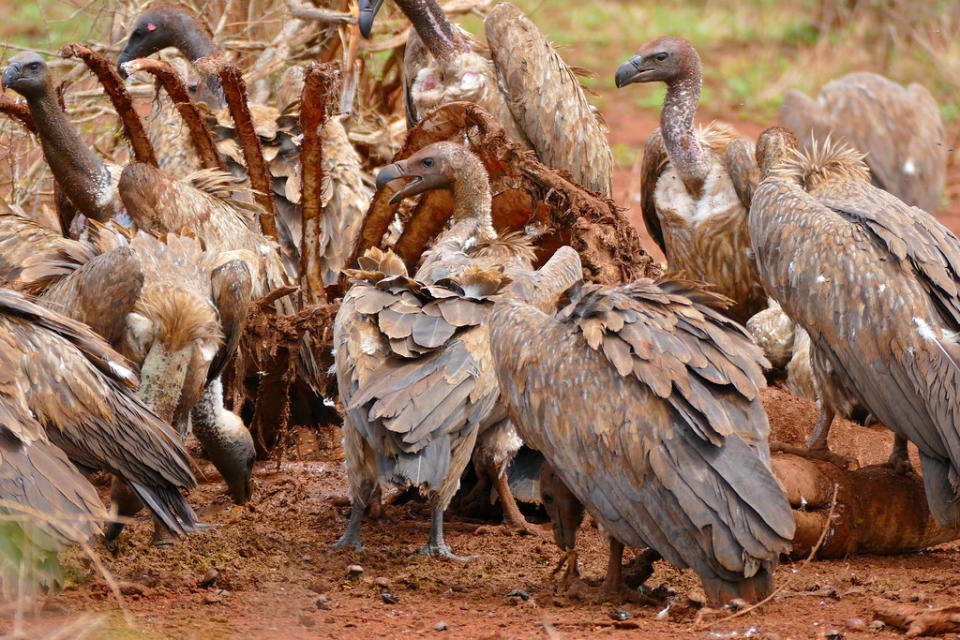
[168,10,221,62]
[25,83,114,219]
[661,61,708,195]
[396,0,468,65]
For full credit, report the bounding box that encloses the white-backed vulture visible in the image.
[749,126,960,528]
[0,211,255,511]
[335,142,580,556]
[358,0,613,197]
[0,288,199,545]
[488,270,795,604]
[616,36,765,323]
[780,72,946,215]
[116,4,371,285]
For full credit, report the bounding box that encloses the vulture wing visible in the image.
[490,279,793,603]
[750,176,960,527]
[484,2,613,197]
[724,138,760,210]
[335,247,509,490]
[639,129,668,254]
[0,289,198,536]
[207,258,253,382]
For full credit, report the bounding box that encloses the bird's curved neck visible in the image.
[169,13,221,63]
[661,71,708,194]
[396,0,468,65]
[25,84,113,219]
[451,167,495,242]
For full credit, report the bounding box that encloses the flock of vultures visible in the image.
[0,0,957,623]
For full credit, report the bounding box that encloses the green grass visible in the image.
[0,0,99,50]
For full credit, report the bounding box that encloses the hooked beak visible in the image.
[358,0,386,38]
[2,63,21,90]
[376,160,449,205]
[615,55,644,88]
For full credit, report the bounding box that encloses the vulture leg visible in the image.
[603,538,625,594]
[888,434,913,474]
[416,502,471,562]
[772,405,858,469]
[487,461,535,535]
[335,426,378,552]
[104,479,174,546]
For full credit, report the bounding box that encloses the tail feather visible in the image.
[127,481,199,537]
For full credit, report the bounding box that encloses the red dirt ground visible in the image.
[5,90,960,640]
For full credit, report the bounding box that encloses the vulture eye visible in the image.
[421,158,434,168]
[28,62,39,70]
[655,52,669,62]
[542,493,553,504]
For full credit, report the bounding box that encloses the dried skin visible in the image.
[772,455,960,558]
[123,57,226,172]
[349,102,657,287]
[58,43,157,167]
[871,598,960,638]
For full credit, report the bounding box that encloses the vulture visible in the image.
[0,287,199,552]
[488,269,795,603]
[358,0,614,197]
[334,142,580,556]
[2,52,125,225]
[117,4,371,285]
[616,36,765,323]
[780,72,946,215]
[749,126,960,528]
[0,211,255,535]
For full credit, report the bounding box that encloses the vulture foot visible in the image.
[550,548,580,586]
[413,542,472,562]
[886,435,914,475]
[335,506,366,552]
[770,441,859,470]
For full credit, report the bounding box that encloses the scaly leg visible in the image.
[415,503,471,561]
[334,477,375,552]
[603,538,625,594]
[488,461,537,534]
[772,405,858,469]
[887,434,913,474]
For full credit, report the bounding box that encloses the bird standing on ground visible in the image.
[489,270,794,603]
[616,36,765,323]
[749,126,960,528]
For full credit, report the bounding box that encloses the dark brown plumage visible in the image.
[616,37,765,323]
[335,142,581,555]
[116,5,371,284]
[489,274,794,604]
[359,0,613,197]
[750,128,960,528]
[779,72,946,214]
[0,287,198,539]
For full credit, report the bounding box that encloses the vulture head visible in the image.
[755,126,799,179]
[117,4,216,75]
[2,52,52,100]
[377,141,486,204]
[358,0,385,38]
[615,35,701,89]
[539,461,584,555]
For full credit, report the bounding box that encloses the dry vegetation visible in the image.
[2,0,960,638]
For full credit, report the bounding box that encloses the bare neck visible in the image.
[661,70,708,195]
[170,13,221,62]
[451,166,495,241]
[25,84,114,219]
[395,0,468,64]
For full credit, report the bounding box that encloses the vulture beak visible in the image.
[377,158,449,205]
[551,517,576,552]
[358,0,386,38]
[2,63,21,89]
[615,55,644,88]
